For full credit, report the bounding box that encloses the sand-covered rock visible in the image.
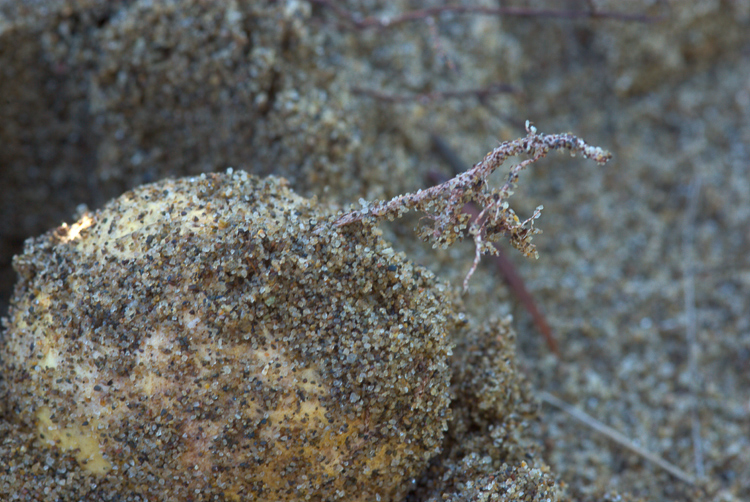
[2,172,454,501]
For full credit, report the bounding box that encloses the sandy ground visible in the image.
[1,1,749,500]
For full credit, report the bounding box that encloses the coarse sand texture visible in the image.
[1,172,455,501]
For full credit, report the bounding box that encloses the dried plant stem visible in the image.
[427,138,558,355]
[309,1,663,30]
[539,391,696,485]
[352,83,517,104]
[335,123,612,290]
[682,177,705,479]
[467,205,559,356]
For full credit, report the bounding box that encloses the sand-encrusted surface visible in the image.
[1,0,749,500]
[0,171,556,501]
[3,172,457,500]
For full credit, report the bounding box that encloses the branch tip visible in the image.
[336,127,612,289]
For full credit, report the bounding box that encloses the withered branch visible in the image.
[335,123,612,290]
[428,138,558,355]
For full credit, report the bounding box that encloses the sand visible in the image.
[1,0,748,500]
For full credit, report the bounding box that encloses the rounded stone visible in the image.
[1,171,454,501]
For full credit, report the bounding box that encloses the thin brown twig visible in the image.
[308,1,664,30]
[335,123,612,291]
[488,249,558,354]
[467,203,559,356]
[352,82,517,104]
[539,391,696,485]
[424,15,457,72]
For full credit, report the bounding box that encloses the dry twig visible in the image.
[429,136,558,355]
[682,177,705,479]
[309,1,663,30]
[539,391,696,485]
[352,83,517,104]
[335,123,612,290]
